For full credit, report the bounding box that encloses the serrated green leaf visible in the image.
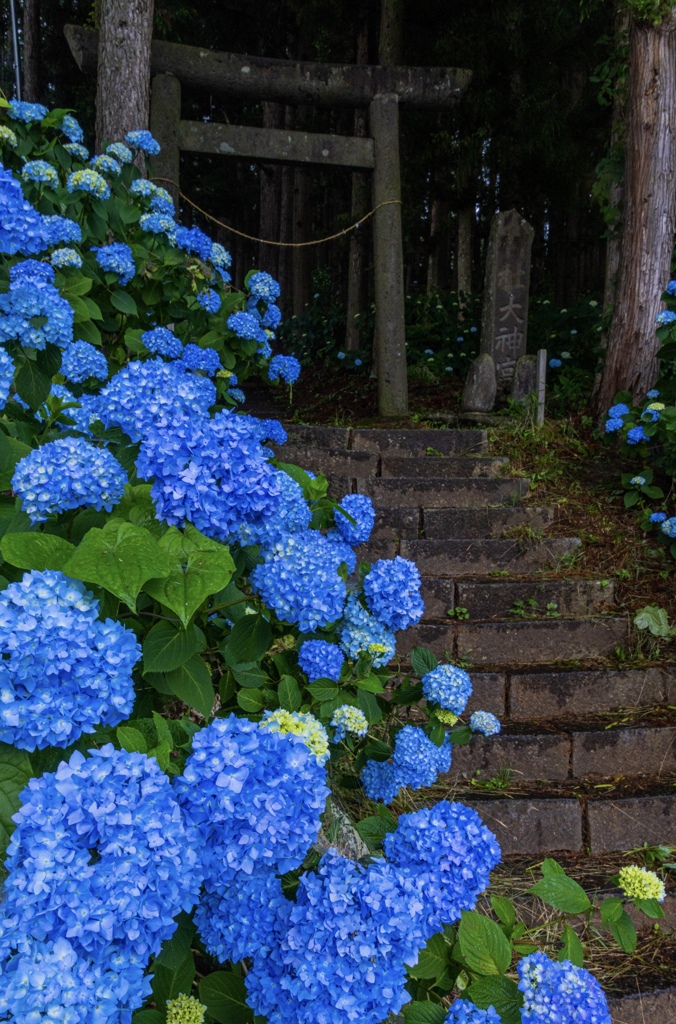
[402,1001,447,1024]
[143,525,235,627]
[354,814,393,851]
[490,895,516,929]
[15,360,51,411]
[154,911,196,971]
[634,897,665,919]
[531,873,591,914]
[0,532,75,571]
[151,951,195,1005]
[609,910,637,952]
[116,726,148,754]
[458,910,511,975]
[558,924,584,967]
[307,681,342,702]
[132,1011,164,1024]
[224,613,272,665]
[110,290,138,316]
[0,435,32,491]
[467,976,524,1024]
[279,674,302,711]
[600,896,623,927]
[163,655,214,719]
[357,689,382,724]
[199,970,254,1024]
[407,932,453,984]
[355,674,385,693]
[410,646,439,676]
[237,688,266,714]
[143,621,206,674]
[230,662,269,689]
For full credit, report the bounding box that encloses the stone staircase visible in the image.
[273,424,676,864]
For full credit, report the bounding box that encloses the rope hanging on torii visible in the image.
[64,23,472,418]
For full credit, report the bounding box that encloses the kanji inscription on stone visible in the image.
[480,209,534,392]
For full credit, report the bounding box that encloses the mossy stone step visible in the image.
[380,455,508,479]
[399,537,580,575]
[453,578,616,619]
[509,668,675,721]
[351,427,487,455]
[352,476,530,508]
[423,505,555,539]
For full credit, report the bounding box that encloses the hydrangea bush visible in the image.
[0,101,656,1024]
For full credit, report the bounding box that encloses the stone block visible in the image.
[351,428,487,455]
[424,506,555,540]
[381,455,507,479]
[283,425,350,448]
[450,732,570,781]
[587,795,676,852]
[421,577,455,620]
[355,477,530,509]
[400,537,580,576]
[461,353,497,412]
[467,798,582,855]
[370,507,420,541]
[456,579,616,620]
[511,353,538,403]
[572,726,676,778]
[397,623,454,661]
[466,672,506,717]
[275,446,379,478]
[455,617,629,667]
[509,668,669,722]
[608,987,676,1024]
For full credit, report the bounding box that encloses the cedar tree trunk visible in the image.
[95,0,155,150]
[22,0,41,102]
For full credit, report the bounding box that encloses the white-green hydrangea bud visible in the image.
[166,994,207,1024]
[618,864,665,902]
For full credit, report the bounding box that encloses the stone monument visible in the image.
[479,208,534,395]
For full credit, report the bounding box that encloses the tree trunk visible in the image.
[95,0,155,150]
[457,205,473,299]
[427,198,450,294]
[22,0,41,103]
[379,0,404,65]
[345,19,370,352]
[595,9,676,414]
[258,101,283,279]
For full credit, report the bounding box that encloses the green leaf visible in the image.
[230,662,269,688]
[143,621,206,674]
[467,976,524,1024]
[151,951,195,1005]
[0,741,33,861]
[624,490,639,508]
[609,910,637,953]
[354,814,394,851]
[62,520,171,609]
[144,525,235,627]
[236,688,266,714]
[15,360,51,412]
[407,932,453,986]
[490,895,516,929]
[634,897,665,919]
[132,1012,164,1024]
[364,738,391,761]
[163,655,214,719]
[402,1002,447,1024]
[357,689,382,724]
[633,604,675,638]
[279,674,302,711]
[110,290,138,316]
[410,646,439,676]
[355,674,385,693]
[600,896,623,927]
[390,681,423,705]
[116,726,148,754]
[0,435,32,491]
[224,614,272,665]
[558,924,584,967]
[154,911,196,971]
[199,970,254,1024]
[307,681,342,703]
[458,910,511,976]
[0,532,75,571]
[531,873,591,914]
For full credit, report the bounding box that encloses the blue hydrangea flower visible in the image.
[340,594,396,667]
[251,530,347,632]
[647,389,660,399]
[0,348,14,410]
[469,710,501,736]
[627,425,649,444]
[139,211,177,237]
[630,475,646,486]
[125,130,161,155]
[324,527,357,574]
[363,556,424,631]
[268,354,301,384]
[211,242,232,270]
[50,246,82,268]
[362,725,451,803]
[60,114,84,142]
[0,164,51,255]
[422,664,472,713]
[0,262,73,348]
[138,408,282,542]
[335,493,375,545]
[249,271,281,304]
[142,325,183,358]
[174,715,329,884]
[50,384,101,435]
[175,225,213,261]
[63,141,89,161]
[149,187,175,215]
[661,517,676,539]
[238,467,310,550]
[66,168,110,199]
[650,512,667,523]
[263,303,282,328]
[97,358,216,441]
[91,153,122,176]
[261,708,329,764]
[445,1001,501,1024]
[2,744,202,1003]
[197,288,221,313]
[605,417,623,433]
[360,758,401,803]
[656,310,676,324]
[228,310,268,343]
[21,159,59,189]
[129,179,155,198]
[331,704,368,742]
[0,126,17,148]
[299,639,345,682]
[0,570,140,750]
[106,141,133,164]
[518,952,611,1024]
[93,241,135,285]
[180,343,221,374]
[42,213,81,245]
[195,873,288,965]
[61,339,108,383]
[608,403,630,417]
[12,437,127,523]
[549,358,562,369]
[8,100,48,122]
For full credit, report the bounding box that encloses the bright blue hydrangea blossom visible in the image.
[298,639,345,682]
[361,724,451,803]
[125,129,161,155]
[93,241,135,285]
[181,343,221,374]
[142,325,183,358]
[363,555,424,631]
[249,271,281,304]
[0,258,73,348]
[61,338,108,382]
[340,595,396,668]
[470,711,501,736]
[0,570,140,751]
[335,493,375,545]
[197,288,222,313]
[422,664,472,713]
[268,354,301,384]
[0,348,14,410]
[518,951,611,1024]
[445,1001,501,1024]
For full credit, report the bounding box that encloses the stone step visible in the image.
[371,507,420,541]
[609,987,676,1024]
[398,617,629,666]
[399,537,581,575]
[381,455,508,479]
[351,427,487,455]
[509,668,675,722]
[424,506,554,539]
[282,425,351,448]
[466,793,676,856]
[276,446,379,478]
[353,476,530,508]
[452,578,616,620]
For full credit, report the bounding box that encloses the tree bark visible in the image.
[595,9,676,414]
[95,0,155,151]
[456,205,473,299]
[379,0,404,65]
[22,0,41,103]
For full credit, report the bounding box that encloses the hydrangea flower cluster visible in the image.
[61,338,108,382]
[150,186,175,215]
[181,342,221,374]
[43,213,82,245]
[363,555,424,631]
[656,310,676,324]
[60,114,84,142]
[661,517,676,538]
[138,408,283,542]
[298,639,345,681]
[422,663,472,713]
[91,153,121,176]
[139,211,177,237]
[97,358,216,441]
[195,872,287,965]
[21,159,59,188]
[331,704,369,741]
[0,570,140,750]
[445,1002,501,1023]
[650,511,667,523]
[197,288,221,313]
[470,710,501,736]
[251,531,348,632]
[268,354,301,384]
[0,164,50,255]
[63,141,89,161]
[238,467,310,548]
[335,493,375,545]
[106,141,133,163]
[93,241,135,285]
[618,864,666,901]
[361,724,451,803]
[228,310,268,343]
[627,425,648,444]
[0,258,73,348]
[166,995,207,1024]
[249,271,281,303]
[0,126,17,147]
[340,595,396,667]
[142,325,183,358]
[0,347,14,410]
[50,245,82,268]
[0,745,202,1019]
[8,100,47,122]
[66,168,111,200]
[261,708,330,764]
[176,225,213,261]
[12,436,127,522]
[517,952,611,1023]
[125,129,161,155]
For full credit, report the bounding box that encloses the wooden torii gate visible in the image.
[65,25,471,417]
